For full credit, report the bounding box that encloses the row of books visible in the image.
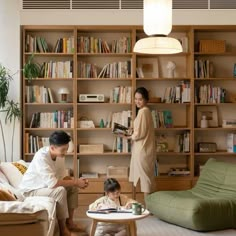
[54,37,75,53]
[40,60,73,78]
[25,35,49,53]
[25,34,75,53]
[194,59,213,78]
[77,36,131,53]
[174,132,190,153]
[29,109,74,128]
[162,81,191,103]
[25,134,49,153]
[78,61,98,78]
[195,84,226,104]
[110,86,132,104]
[227,133,236,153]
[26,85,54,103]
[113,136,131,153]
[151,110,173,128]
[98,60,132,78]
[110,110,132,130]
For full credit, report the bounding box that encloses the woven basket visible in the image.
[199,40,226,53]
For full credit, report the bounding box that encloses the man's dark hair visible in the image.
[104,178,121,193]
[49,131,71,146]
[134,87,149,101]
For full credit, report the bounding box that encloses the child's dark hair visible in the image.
[49,131,71,146]
[134,87,149,101]
[104,178,121,192]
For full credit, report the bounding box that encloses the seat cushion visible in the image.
[146,158,236,231]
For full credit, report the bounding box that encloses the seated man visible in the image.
[19,131,89,236]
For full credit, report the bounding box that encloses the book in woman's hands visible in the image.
[112,123,132,136]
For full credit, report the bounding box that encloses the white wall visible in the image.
[20,9,236,25]
[0,0,21,161]
[1,3,236,161]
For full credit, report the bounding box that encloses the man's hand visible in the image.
[63,176,72,180]
[75,177,89,189]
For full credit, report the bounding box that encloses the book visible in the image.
[47,88,54,103]
[87,208,132,214]
[112,122,132,136]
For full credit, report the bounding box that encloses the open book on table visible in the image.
[87,207,132,214]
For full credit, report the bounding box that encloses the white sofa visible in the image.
[0,160,58,236]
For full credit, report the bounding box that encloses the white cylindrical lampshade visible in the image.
[58,88,69,94]
[144,0,172,36]
[133,37,182,54]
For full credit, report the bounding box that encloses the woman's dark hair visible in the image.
[134,87,149,101]
[49,131,71,146]
[104,178,121,193]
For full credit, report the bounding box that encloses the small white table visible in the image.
[86,210,150,236]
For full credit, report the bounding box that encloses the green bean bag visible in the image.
[145,158,236,231]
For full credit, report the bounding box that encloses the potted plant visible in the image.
[0,64,21,162]
[23,54,40,81]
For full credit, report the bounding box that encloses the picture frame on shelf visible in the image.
[137,58,159,78]
[196,106,219,128]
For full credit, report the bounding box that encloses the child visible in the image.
[89,178,137,236]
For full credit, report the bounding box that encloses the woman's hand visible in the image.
[115,133,132,139]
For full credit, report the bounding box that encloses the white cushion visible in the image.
[0,160,28,188]
[0,170,9,184]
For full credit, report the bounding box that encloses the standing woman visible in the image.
[129,87,156,198]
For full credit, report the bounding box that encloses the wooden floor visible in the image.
[72,216,236,236]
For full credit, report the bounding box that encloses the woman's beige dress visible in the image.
[129,106,156,193]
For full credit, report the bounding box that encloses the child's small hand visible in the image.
[124,202,132,209]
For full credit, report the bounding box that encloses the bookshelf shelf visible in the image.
[195,127,236,131]
[24,52,74,56]
[194,151,236,156]
[76,78,132,81]
[157,175,192,179]
[194,103,234,106]
[77,128,112,131]
[25,103,74,106]
[137,77,191,81]
[194,52,236,56]
[25,128,74,131]
[25,152,75,156]
[148,103,190,106]
[77,103,132,106]
[157,152,190,156]
[155,127,190,131]
[194,77,236,81]
[77,53,133,57]
[28,78,73,81]
[77,152,131,156]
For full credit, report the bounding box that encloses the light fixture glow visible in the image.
[134,0,182,54]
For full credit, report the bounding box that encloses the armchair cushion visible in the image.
[146,158,236,231]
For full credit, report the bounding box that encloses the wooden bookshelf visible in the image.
[22,25,236,217]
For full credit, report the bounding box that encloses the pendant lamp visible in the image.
[133,0,182,54]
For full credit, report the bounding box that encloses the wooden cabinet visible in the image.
[21,25,236,218]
